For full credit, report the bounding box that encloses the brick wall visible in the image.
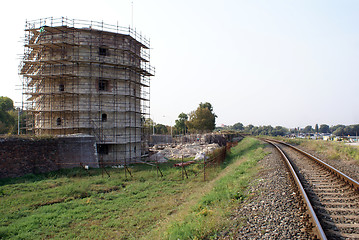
[0,135,98,179]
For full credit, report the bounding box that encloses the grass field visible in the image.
[283,138,359,164]
[0,137,267,240]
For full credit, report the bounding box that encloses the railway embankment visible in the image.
[219,142,313,239]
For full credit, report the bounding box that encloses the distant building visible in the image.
[20,17,154,165]
[322,135,331,141]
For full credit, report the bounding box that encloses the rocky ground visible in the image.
[218,143,315,239]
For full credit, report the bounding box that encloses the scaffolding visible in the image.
[19,17,154,165]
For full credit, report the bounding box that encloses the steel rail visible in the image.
[264,139,327,240]
[270,139,359,191]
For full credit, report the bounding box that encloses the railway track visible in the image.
[265,139,359,240]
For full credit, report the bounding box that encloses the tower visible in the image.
[20,17,154,165]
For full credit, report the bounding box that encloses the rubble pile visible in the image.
[149,151,168,163]
[148,133,231,162]
[174,133,227,146]
[150,142,220,161]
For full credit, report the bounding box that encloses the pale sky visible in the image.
[1,0,358,128]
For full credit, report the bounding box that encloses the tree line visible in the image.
[218,123,359,137]
[300,124,359,136]
[2,95,357,138]
[147,101,358,137]
[219,123,288,136]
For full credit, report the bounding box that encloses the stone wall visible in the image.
[0,135,98,179]
[57,135,99,169]
[150,135,173,146]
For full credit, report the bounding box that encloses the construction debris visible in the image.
[194,152,208,160]
[150,142,219,161]
[149,152,168,163]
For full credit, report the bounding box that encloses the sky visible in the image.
[1,0,359,128]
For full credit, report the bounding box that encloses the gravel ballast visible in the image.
[219,144,314,239]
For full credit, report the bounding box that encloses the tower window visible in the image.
[56,118,61,126]
[99,47,108,56]
[97,144,109,155]
[59,84,64,92]
[98,80,109,91]
[102,113,107,122]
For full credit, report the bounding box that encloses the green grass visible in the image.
[282,138,359,164]
[162,138,268,239]
[0,137,267,240]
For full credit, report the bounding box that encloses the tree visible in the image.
[243,124,255,134]
[319,124,330,134]
[0,97,13,112]
[303,125,313,134]
[0,97,16,134]
[143,118,155,134]
[330,124,359,136]
[330,124,345,133]
[154,124,168,134]
[260,125,274,135]
[343,125,359,136]
[272,126,288,136]
[352,124,359,136]
[247,124,254,129]
[174,112,188,135]
[199,102,214,112]
[315,124,319,133]
[186,102,217,133]
[232,122,244,131]
[251,126,259,135]
[333,126,345,136]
